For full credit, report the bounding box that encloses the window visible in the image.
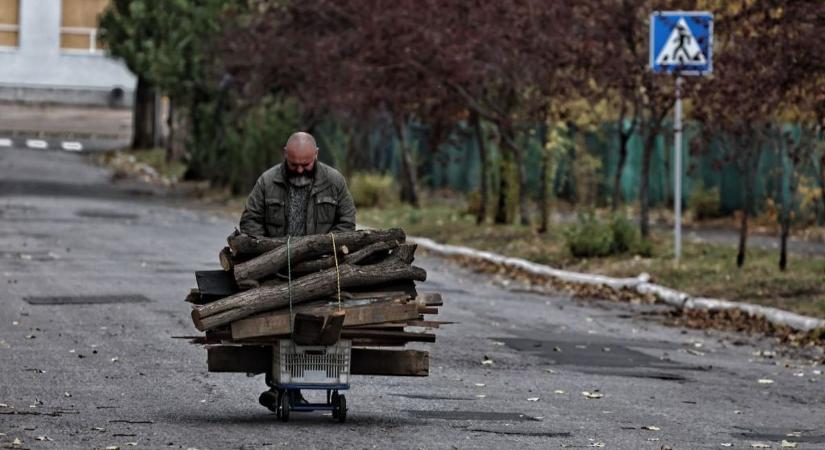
[60,0,109,52]
[0,0,19,48]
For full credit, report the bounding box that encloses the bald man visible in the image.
[239,132,356,238]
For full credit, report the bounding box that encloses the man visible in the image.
[240,131,356,238]
[240,131,356,412]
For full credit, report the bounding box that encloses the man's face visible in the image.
[284,143,318,176]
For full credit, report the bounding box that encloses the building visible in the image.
[0,0,135,107]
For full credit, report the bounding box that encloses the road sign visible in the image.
[650,11,713,75]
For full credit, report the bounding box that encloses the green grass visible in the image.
[361,204,825,318]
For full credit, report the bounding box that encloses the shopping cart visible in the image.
[262,339,351,422]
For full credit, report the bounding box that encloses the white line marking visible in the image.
[26,139,48,149]
[0,138,12,147]
[61,141,84,152]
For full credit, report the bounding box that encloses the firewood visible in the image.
[233,228,406,285]
[192,254,426,331]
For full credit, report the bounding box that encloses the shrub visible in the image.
[690,184,723,220]
[564,213,614,258]
[565,213,653,258]
[350,172,397,208]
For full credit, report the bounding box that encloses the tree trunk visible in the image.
[502,128,530,226]
[494,149,510,224]
[612,130,631,211]
[193,253,427,330]
[131,76,156,149]
[232,228,406,286]
[639,127,658,237]
[538,126,551,234]
[471,112,488,225]
[165,101,188,163]
[394,119,419,207]
[737,207,749,268]
[779,214,790,271]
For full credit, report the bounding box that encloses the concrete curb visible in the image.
[410,236,825,333]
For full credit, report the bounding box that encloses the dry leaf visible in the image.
[590,443,605,448]
[481,356,493,366]
[474,383,486,387]
[527,397,540,402]
[642,425,661,431]
[750,443,771,448]
[12,438,22,447]
[582,391,604,399]
[111,357,119,363]
[721,444,733,447]
[35,436,53,441]
[554,390,566,394]
[780,441,798,448]
[126,443,138,447]
[105,446,120,450]
[757,379,774,384]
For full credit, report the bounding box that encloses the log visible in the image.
[350,349,429,376]
[291,240,398,274]
[227,233,287,257]
[207,345,271,373]
[206,345,428,376]
[193,255,426,331]
[230,299,420,339]
[185,288,201,304]
[233,228,406,285]
[219,246,234,271]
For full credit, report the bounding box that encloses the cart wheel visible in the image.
[275,391,283,419]
[259,391,278,413]
[336,394,347,423]
[280,391,290,422]
[331,391,340,419]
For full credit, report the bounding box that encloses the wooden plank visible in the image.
[318,310,346,345]
[351,349,429,376]
[341,329,436,343]
[230,300,419,340]
[205,346,428,376]
[206,345,271,373]
[291,313,326,345]
[416,292,443,306]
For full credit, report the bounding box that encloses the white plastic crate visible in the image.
[272,339,351,385]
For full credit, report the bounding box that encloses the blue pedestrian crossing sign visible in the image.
[650,11,713,75]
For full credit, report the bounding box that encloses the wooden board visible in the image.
[230,300,420,340]
[206,346,428,376]
[195,270,239,301]
[206,345,271,373]
[350,349,429,376]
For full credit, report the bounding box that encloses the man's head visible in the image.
[284,132,318,176]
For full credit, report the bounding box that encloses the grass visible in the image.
[361,203,825,319]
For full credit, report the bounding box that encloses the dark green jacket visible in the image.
[239,161,356,237]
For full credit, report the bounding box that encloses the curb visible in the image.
[410,236,825,333]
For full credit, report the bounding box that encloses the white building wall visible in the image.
[0,0,136,106]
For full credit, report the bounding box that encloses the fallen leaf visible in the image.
[590,443,605,448]
[780,440,797,448]
[12,438,22,446]
[105,446,120,450]
[527,397,540,402]
[35,436,53,441]
[687,349,705,356]
[751,443,771,448]
[554,390,566,394]
[544,368,556,374]
[481,356,493,366]
[734,410,743,414]
[126,443,138,447]
[642,425,661,431]
[111,357,119,363]
[582,391,604,399]
[785,432,802,437]
[475,394,486,399]
[474,383,486,387]
[64,392,72,398]
[647,437,660,441]
[813,370,822,375]
[92,427,106,432]
[758,379,774,384]
[721,444,733,447]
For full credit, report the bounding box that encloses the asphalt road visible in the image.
[1,146,824,450]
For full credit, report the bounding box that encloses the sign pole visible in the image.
[673,76,683,261]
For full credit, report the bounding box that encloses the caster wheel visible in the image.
[259,391,278,413]
[280,390,290,422]
[331,392,340,419]
[336,394,347,423]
